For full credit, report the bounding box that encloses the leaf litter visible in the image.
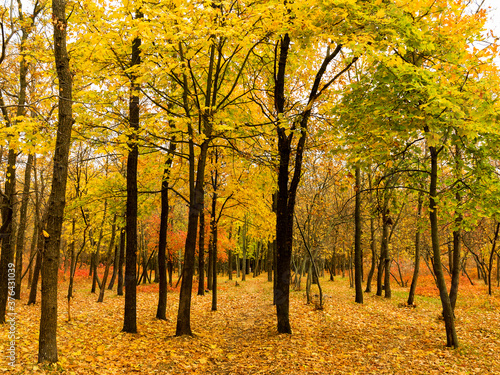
[1,272,499,374]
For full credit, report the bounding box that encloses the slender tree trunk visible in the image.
[27,159,41,296]
[211,223,218,311]
[175,139,209,336]
[267,241,273,282]
[428,144,458,348]
[0,0,33,319]
[67,225,87,321]
[157,141,176,318]
[365,217,376,293]
[123,13,142,333]
[198,205,205,295]
[376,219,389,296]
[14,154,33,299]
[449,143,463,310]
[38,0,73,362]
[236,253,240,278]
[91,252,99,293]
[28,248,42,305]
[496,253,499,287]
[98,215,117,302]
[211,162,218,311]
[241,219,247,282]
[408,192,423,306]
[167,260,173,286]
[274,34,295,334]
[117,228,125,296]
[228,248,233,280]
[354,167,363,303]
[488,222,500,296]
[107,241,119,290]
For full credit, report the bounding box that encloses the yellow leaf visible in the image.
[42,230,50,238]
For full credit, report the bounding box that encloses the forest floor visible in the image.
[1,270,500,374]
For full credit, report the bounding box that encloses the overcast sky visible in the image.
[484,0,500,33]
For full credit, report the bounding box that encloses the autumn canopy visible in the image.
[0,0,499,372]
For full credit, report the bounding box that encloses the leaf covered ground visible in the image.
[1,271,500,374]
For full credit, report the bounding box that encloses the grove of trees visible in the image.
[0,0,499,366]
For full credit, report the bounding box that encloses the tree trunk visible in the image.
[98,215,117,302]
[365,217,376,293]
[0,0,34,319]
[487,222,500,296]
[267,241,273,282]
[28,248,42,305]
[91,252,99,293]
[210,162,218,311]
[408,192,423,306]
[428,144,458,348]
[175,139,209,336]
[122,14,142,333]
[14,153,34,299]
[198,205,205,295]
[376,219,389,296]
[167,260,173,287]
[354,167,363,303]
[107,240,119,290]
[27,158,41,298]
[496,253,499,287]
[228,249,233,280]
[38,0,73,363]
[241,218,247,282]
[236,253,240,278]
[157,140,176,318]
[117,228,125,296]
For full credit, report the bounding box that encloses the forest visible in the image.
[1,0,500,373]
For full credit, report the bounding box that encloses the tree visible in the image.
[123,8,142,334]
[38,0,73,363]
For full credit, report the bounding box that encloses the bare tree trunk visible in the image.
[488,222,500,296]
[408,192,423,306]
[98,215,117,302]
[198,205,205,295]
[14,154,33,299]
[107,242,119,290]
[39,0,74,362]
[428,144,458,348]
[376,219,389,296]
[365,217,376,293]
[122,9,142,334]
[354,167,363,303]
[117,228,125,296]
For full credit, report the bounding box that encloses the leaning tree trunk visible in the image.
[428,144,458,348]
[28,247,42,306]
[38,0,73,363]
